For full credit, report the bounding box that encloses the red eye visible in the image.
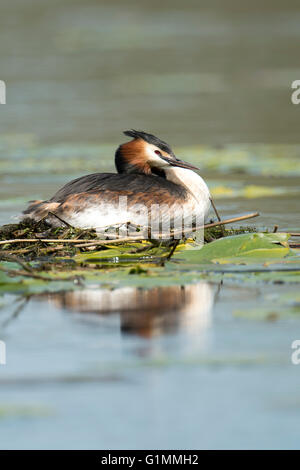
[155,150,162,156]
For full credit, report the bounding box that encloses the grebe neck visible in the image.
[164,167,210,204]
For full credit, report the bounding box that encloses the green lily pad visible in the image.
[73,242,167,264]
[174,233,292,265]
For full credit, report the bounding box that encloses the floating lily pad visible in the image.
[174,233,292,265]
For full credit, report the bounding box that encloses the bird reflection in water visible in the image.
[47,282,217,339]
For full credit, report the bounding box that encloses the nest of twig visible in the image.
[0,212,260,262]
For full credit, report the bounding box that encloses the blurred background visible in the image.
[0,0,300,451]
[1,0,300,145]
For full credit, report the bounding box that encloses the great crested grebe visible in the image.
[23,130,211,236]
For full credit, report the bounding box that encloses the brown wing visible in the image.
[50,173,186,203]
[23,173,187,223]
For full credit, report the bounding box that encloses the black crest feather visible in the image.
[123,129,175,157]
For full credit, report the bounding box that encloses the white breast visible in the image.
[164,167,211,221]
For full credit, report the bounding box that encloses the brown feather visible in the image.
[119,139,152,174]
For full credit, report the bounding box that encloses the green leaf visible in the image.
[175,233,292,265]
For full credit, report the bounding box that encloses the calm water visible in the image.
[0,0,300,450]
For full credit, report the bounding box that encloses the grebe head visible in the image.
[115,129,200,175]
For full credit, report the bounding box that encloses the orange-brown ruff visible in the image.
[23,130,211,234]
